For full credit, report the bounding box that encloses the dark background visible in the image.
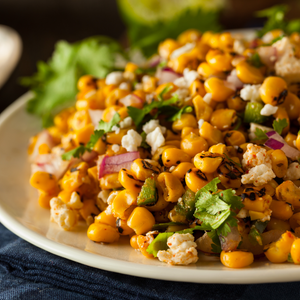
[0,0,299,112]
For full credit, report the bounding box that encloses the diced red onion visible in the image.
[156,67,181,85]
[98,151,140,178]
[265,138,284,149]
[256,46,277,68]
[82,150,98,163]
[148,55,161,68]
[219,225,241,251]
[88,109,103,128]
[226,69,244,90]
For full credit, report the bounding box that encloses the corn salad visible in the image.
[29,28,300,268]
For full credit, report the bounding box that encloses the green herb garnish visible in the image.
[247,53,264,68]
[273,118,288,135]
[254,128,268,141]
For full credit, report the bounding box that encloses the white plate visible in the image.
[1,93,300,284]
[0,25,22,89]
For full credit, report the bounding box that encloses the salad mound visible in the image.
[28,27,300,268]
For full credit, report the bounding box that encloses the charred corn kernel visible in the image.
[158,39,180,59]
[118,169,143,192]
[199,121,224,146]
[130,234,139,249]
[105,88,130,108]
[94,210,117,227]
[38,191,53,209]
[106,129,128,145]
[226,146,237,157]
[54,107,75,132]
[227,93,247,111]
[206,49,233,72]
[189,79,206,97]
[157,172,185,202]
[162,148,191,167]
[61,162,89,191]
[267,218,291,231]
[273,107,290,135]
[131,159,160,181]
[30,171,57,193]
[180,133,208,157]
[216,160,243,189]
[146,185,169,212]
[172,113,198,132]
[178,29,201,44]
[264,231,296,263]
[197,62,222,79]
[181,127,199,138]
[102,105,122,123]
[155,83,177,100]
[100,173,122,190]
[116,218,135,235]
[220,251,254,268]
[77,75,96,92]
[285,132,297,148]
[127,207,155,235]
[38,143,51,155]
[74,123,94,146]
[194,152,223,173]
[242,190,272,212]
[204,77,235,102]
[289,212,300,230]
[210,109,237,131]
[236,61,264,84]
[249,209,271,221]
[260,76,288,106]
[224,130,246,146]
[280,92,300,120]
[79,199,100,221]
[137,235,154,258]
[270,149,288,178]
[185,168,213,193]
[269,200,293,220]
[171,162,194,182]
[276,181,300,208]
[209,143,229,156]
[93,138,106,155]
[111,189,138,219]
[291,239,300,264]
[192,95,213,121]
[87,223,119,243]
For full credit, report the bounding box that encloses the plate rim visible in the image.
[1,94,300,284]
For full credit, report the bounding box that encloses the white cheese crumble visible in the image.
[111,125,120,134]
[172,88,189,102]
[107,191,119,206]
[241,164,276,186]
[240,84,261,102]
[157,233,198,265]
[183,68,199,87]
[105,71,124,86]
[50,197,78,231]
[142,75,151,83]
[203,93,212,105]
[68,191,83,209]
[260,104,278,116]
[284,162,300,181]
[146,127,165,155]
[233,40,245,55]
[236,208,249,219]
[119,117,133,129]
[174,77,188,88]
[121,129,142,152]
[119,82,130,90]
[143,119,166,134]
[111,144,120,153]
[242,143,272,169]
[198,118,205,130]
[170,43,195,60]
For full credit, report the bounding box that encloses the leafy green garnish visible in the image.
[254,128,268,141]
[207,230,222,253]
[249,226,263,246]
[21,36,124,127]
[167,106,193,121]
[273,118,288,135]
[62,113,120,160]
[157,84,173,102]
[247,53,264,68]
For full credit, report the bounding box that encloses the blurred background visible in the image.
[1,0,300,113]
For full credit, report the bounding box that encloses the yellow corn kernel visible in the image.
[162,148,191,167]
[220,251,254,268]
[157,172,185,203]
[210,109,237,131]
[264,231,296,263]
[219,32,234,50]
[30,171,57,193]
[178,29,201,44]
[185,168,214,193]
[143,76,158,93]
[289,212,300,231]
[127,207,155,235]
[146,185,169,212]
[158,38,180,59]
[236,61,264,84]
[100,173,122,190]
[79,198,100,221]
[131,159,160,181]
[197,62,223,80]
[291,239,300,264]
[224,130,246,146]
[102,105,122,123]
[130,234,139,249]
[74,123,94,146]
[118,169,143,192]
[87,223,119,243]
[285,132,297,148]
[189,79,206,97]
[206,49,233,72]
[155,83,177,100]
[77,75,97,92]
[204,77,235,102]
[76,89,106,110]
[280,92,300,120]
[105,88,130,108]
[269,200,293,220]
[125,62,138,73]
[249,209,271,221]
[273,107,290,135]
[181,127,199,139]
[38,143,51,155]
[151,144,178,161]
[266,218,291,231]
[194,152,223,173]
[276,180,300,208]
[165,130,181,141]
[172,113,198,132]
[270,149,288,178]
[111,190,138,219]
[68,110,91,131]
[242,191,272,212]
[165,140,181,148]
[201,31,214,45]
[192,95,213,121]
[180,133,208,157]
[137,235,154,258]
[199,121,224,147]
[171,162,194,182]
[116,218,134,235]
[58,189,73,204]
[38,191,54,209]
[106,129,128,145]
[94,210,117,227]
[227,93,247,111]
[260,76,288,106]
[54,107,76,132]
[209,143,229,156]
[92,138,106,155]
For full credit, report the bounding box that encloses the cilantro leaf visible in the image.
[167,106,193,121]
[273,118,288,135]
[61,145,86,160]
[207,230,221,253]
[254,128,268,140]
[247,53,264,68]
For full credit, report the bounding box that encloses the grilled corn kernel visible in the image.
[172,113,198,132]
[242,190,272,212]
[87,223,119,243]
[74,123,94,146]
[227,93,247,111]
[127,207,155,235]
[131,159,160,181]
[116,218,135,235]
[285,132,297,148]
[38,191,53,209]
[146,185,169,212]
[269,200,293,220]
[276,180,300,208]
[220,251,254,268]
[102,105,122,123]
[216,160,243,189]
[280,92,300,120]
[77,75,97,92]
[194,152,223,173]
[106,129,128,145]
[162,148,191,167]
[236,61,264,84]
[199,121,224,146]
[111,189,138,219]
[158,39,180,59]
[180,133,208,157]
[79,198,100,221]
[206,49,233,72]
[209,143,229,156]
[192,95,213,121]
[289,212,300,231]
[185,168,213,193]
[181,127,199,138]
[30,171,57,193]
[171,162,194,183]
[189,79,206,97]
[204,77,235,102]
[100,173,122,190]
[94,210,117,228]
[224,130,246,146]
[270,149,288,178]
[118,169,143,192]
[210,109,237,131]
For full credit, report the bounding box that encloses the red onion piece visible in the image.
[219,225,241,251]
[156,67,181,85]
[82,150,98,163]
[98,151,140,178]
[88,109,103,127]
[266,130,277,138]
[226,69,243,90]
[265,138,284,150]
[148,55,161,68]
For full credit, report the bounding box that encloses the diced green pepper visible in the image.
[137,177,157,206]
[249,226,263,246]
[244,102,268,124]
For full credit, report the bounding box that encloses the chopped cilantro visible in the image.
[273,118,288,135]
[158,84,173,101]
[254,128,268,140]
[247,53,264,68]
[167,106,193,121]
[207,230,222,253]
[61,145,86,160]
